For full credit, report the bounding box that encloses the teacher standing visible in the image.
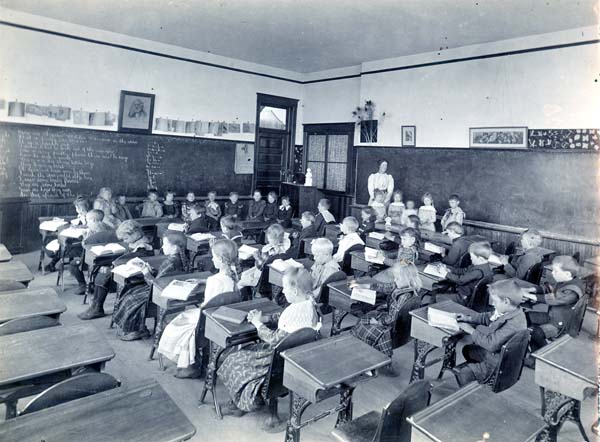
[367,159,394,204]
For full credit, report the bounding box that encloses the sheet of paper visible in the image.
[168,223,187,232]
[423,263,448,279]
[60,227,87,239]
[368,232,386,240]
[161,279,199,300]
[351,288,377,305]
[488,253,504,266]
[424,242,445,254]
[39,219,67,231]
[189,232,215,241]
[45,239,60,253]
[427,307,460,332]
[364,247,385,265]
[238,244,257,260]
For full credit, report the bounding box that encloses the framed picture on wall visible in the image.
[469,127,528,149]
[401,125,416,146]
[118,90,155,134]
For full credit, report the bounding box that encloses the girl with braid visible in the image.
[158,239,240,378]
[113,231,190,341]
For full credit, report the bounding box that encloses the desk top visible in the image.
[282,334,390,390]
[0,244,12,262]
[0,260,34,284]
[0,380,196,442]
[533,335,597,386]
[112,255,168,285]
[408,382,544,442]
[328,277,375,298]
[133,217,165,227]
[152,271,211,291]
[0,323,115,387]
[0,288,66,324]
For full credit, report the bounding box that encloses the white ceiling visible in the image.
[1,0,597,73]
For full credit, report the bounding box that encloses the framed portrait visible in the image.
[118,90,155,134]
[469,127,528,149]
[401,125,416,147]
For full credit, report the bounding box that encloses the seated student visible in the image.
[524,255,585,359]
[381,227,419,265]
[400,200,418,226]
[387,190,405,225]
[351,262,422,366]
[140,188,163,218]
[434,241,494,305]
[369,190,387,222]
[310,238,341,298]
[44,196,89,273]
[163,189,180,219]
[277,195,293,228]
[181,192,196,223]
[441,194,465,230]
[217,216,243,246]
[441,222,471,268]
[68,209,114,296]
[113,194,133,222]
[224,191,245,220]
[358,207,376,240]
[93,187,119,228]
[247,190,266,221]
[238,224,291,291]
[502,229,546,280]
[205,191,222,230]
[453,279,527,386]
[333,217,364,263]
[418,192,437,232]
[218,267,320,415]
[186,203,210,234]
[78,220,153,320]
[314,198,336,237]
[290,211,318,258]
[263,191,279,223]
[158,239,239,378]
[112,231,189,340]
[395,214,422,245]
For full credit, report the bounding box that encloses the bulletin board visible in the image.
[235,143,255,174]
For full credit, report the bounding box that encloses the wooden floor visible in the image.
[2,251,598,442]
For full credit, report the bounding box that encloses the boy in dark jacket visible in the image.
[314,198,335,237]
[186,203,210,234]
[224,192,245,220]
[453,279,527,385]
[357,206,376,240]
[290,211,318,258]
[277,195,294,228]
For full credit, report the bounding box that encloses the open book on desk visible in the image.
[161,279,201,301]
[423,263,449,279]
[351,287,377,305]
[167,223,187,232]
[112,257,147,278]
[39,218,68,232]
[364,247,385,265]
[427,307,460,332]
[423,242,445,255]
[189,232,215,241]
[368,231,386,240]
[238,244,258,260]
[270,258,304,273]
[89,243,126,256]
[60,226,87,239]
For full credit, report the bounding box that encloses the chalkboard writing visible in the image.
[355,147,599,239]
[0,123,252,199]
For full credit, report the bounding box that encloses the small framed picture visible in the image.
[118,90,155,134]
[469,127,528,149]
[401,126,416,147]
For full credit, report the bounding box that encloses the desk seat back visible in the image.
[468,275,493,313]
[20,373,120,416]
[485,329,530,393]
[524,261,543,285]
[342,244,365,275]
[0,316,60,337]
[373,380,432,442]
[392,295,422,349]
[565,295,588,338]
[316,271,347,307]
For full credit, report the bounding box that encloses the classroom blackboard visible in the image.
[0,122,252,199]
[355,147,600,239]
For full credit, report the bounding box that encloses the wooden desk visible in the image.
[0,260,34,285]
[148,271,211,361]
[532,335,597,442]
[201,298,283,418]
[350,251,383,275]
[0,244,12,262]
[83,243,127,267]
[409,300,476,382]
[408,382,545,442]
[282,334,390,442]
[186,233,218,254]
[0,288,66,324]
[416,263,444,291]
[325,224,341,240]
[327,277,384,336]
[0,323,115,388]
[38,215,76,273]
[134,216,165,227]
[303,237,339,256]
[268,258,314,288]
[240,220,269,237]
[0,380,196,442]
[112,255,168,287]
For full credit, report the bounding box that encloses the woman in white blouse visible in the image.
[367,160,394,205]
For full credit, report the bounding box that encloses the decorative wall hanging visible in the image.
[118,90,155,134]
[401,126,416,147]
[528,129,600,151]
[469,127,528,149]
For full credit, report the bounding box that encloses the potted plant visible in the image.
[352,100,384,143]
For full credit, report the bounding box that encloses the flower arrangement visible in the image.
[352,100,384,143]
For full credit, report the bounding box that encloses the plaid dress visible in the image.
[112,254,184,334]
[351,285,418,357]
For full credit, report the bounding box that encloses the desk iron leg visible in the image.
[335,387,355,427]
[411,339,437,383]
[199,342,225,419]
[535,389,588,442]
[437,337,458,380]
[148,307,167,361]
[285,392,311,442]
[330,308,348,336]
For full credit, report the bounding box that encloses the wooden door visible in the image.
[255,131,287,194]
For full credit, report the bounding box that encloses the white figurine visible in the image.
[305,168,313,186]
